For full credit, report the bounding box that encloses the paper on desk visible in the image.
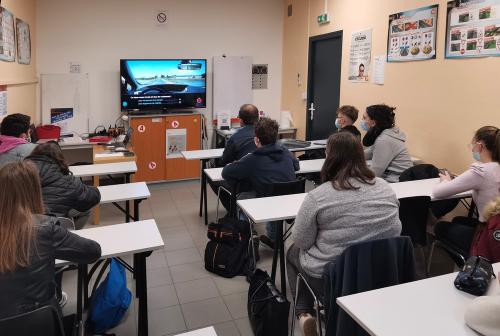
[372,55,385,85]
[95,153,124,158]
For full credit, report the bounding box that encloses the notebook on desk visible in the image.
[278,139,311,149]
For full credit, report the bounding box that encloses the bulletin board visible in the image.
[41,73,90,135]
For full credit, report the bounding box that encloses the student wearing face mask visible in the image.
[334,105,361,139]
[361,104,413,183]
[432,126,500,258]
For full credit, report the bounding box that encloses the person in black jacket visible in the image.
[222,117,299,244]
[335,105,361,139]
[0,161,101,320]
[26,141,101,229]
[210,104,259,211]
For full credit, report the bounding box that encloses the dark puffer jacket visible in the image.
[26,155,101,216]
[0,215,101,319]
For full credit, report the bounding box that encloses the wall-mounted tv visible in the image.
[120,59,207,112]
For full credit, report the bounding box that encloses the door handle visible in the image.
[308,103,315,121]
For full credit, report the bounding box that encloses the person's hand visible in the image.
[439,171,452,182]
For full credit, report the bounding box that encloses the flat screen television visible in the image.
[120,59,207,112]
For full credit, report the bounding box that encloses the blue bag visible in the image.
[87,258,132,334]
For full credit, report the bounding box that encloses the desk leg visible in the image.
[75,264,85,334]
[136,252,149,336]
[133,200,141,281]
[93,176,100,225]
[199,159,206,217]
[204,168,208,226]
[270,221,286,295]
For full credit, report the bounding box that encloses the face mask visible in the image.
[335,118,341,129]
[472,151,481,161]
[360,120,370,132]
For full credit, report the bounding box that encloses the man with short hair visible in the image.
[222,117,299,246]
[0,113,37,167]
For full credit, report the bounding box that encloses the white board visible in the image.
[40,73,89,135]
[213,56,252,120]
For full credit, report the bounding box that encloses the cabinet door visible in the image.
[130,117,166,182]
[164,115,201,180]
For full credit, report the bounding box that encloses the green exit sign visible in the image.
[317,13,330,24]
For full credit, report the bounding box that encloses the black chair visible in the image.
[291,237,416,336]
[251,177,306,295]
[0,305,66,336]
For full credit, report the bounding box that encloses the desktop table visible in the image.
[237,178,472,295]
[97,181,151,223]
[337,263,500,336]
[56,219,164,336]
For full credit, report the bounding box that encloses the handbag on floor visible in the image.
[454,256,496,296]
[247,269,290,336]
[204,216,251,278]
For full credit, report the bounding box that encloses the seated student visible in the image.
[26,141,101,230]
[0,113,37,167]
[361,104,413,183]
[335,105,361,139]
[0,161,101,320]
[287,132,401,336]
[222,117,299,246]
[220,104,259,165]
[432,126,500,257]
[210,104,259,211]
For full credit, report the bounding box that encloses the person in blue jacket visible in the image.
[222,117,299,246]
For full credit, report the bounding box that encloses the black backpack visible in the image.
[204,216,251,278]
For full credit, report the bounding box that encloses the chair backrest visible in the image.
[260,177,306,197]
[0,305,65,336]
[57,217,76,231]
[398,196,431,246]
[323,236,416,336]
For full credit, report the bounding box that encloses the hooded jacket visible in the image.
[221,125,257,165]
[26,154,101,216]
[364,128,413,183]
[0,135,37,167]
[470,197,500,262]
[221,143,300,196]
[0,215,101,319]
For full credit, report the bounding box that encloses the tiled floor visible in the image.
[62,179,455,336]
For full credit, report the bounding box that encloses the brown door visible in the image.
[164,115,201,180]
[130,117,166,182]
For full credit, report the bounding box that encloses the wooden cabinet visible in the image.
[130,114,201,182]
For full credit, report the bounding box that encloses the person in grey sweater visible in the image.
[0,113,37,167]
[287,132,401,336]
[361,104,413,183]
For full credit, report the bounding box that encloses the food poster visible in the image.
[446,0,500,58]
[166,128,187,159]
[348,29,372,82]
[388,4,439,62]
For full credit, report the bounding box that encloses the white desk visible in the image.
[174,327,218,336]
[337,263,500,336]
[237,178,472,224]
[56,219,163,267]
[98,182,150,223]
[57,220,164,336]
[69,161,137,178]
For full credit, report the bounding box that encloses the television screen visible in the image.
[120,59,207,111]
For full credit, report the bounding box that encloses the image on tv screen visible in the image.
[120,59,207,111]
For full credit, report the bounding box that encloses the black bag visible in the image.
[454,256,496,296]
[247,269,289,336]
[204,216,250,278]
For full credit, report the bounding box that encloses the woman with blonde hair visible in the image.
[0,161,101,319]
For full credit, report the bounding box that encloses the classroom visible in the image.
[0,0,499,335]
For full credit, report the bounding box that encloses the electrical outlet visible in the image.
[69,62,81,74]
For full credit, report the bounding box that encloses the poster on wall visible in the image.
[0,86,7,117]
[16,18,31,65]
[348,29,372,82]
[387,4,439,62]
[446,0,500,58]
[166,128,186,159]
[0,6,15,62]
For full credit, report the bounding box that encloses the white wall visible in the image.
[36,0,284,132]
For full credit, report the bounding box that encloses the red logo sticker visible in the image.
[148,162,157,170]
[172,120,179,128]
[137,125,146,133]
